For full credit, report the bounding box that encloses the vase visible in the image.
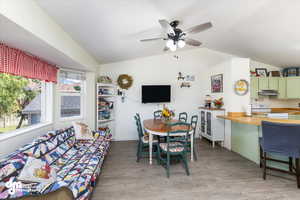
[215,105,222,109]
[162,117,172,123]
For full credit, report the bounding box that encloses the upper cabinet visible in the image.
[250,77,259,99]
[278,77,287,99]
[258,77,279,91]
[251,76,300,99]
[286,77,300,99]
[268,77,279,90]
[258,77,269,90]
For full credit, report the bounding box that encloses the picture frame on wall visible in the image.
[211,74,223,93]
[255,68,268,77]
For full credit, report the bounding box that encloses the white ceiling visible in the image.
[33,0,300,66]
[0,15,85,70]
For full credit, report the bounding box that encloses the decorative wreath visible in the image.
[117,74,133,89]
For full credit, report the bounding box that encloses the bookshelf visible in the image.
[96,83,116,137]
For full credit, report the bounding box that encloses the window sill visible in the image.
[0,122,53,141]
[59,116,83,122]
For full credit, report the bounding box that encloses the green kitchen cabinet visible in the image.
[250,77,259,99]
[286,77,300,98]
[277,77,287,99]
[258,77,269,90]
[268,77,279,90]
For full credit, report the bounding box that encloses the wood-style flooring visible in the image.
[92,140,300,200]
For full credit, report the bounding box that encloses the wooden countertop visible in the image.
[217,115,300,126]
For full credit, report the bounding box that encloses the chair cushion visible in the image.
[159,142,184,153]
[17,157,56,184]
[142,136,158,143]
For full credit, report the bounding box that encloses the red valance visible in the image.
[0,43,58,83]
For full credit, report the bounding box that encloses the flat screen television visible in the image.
[142,85,171,103]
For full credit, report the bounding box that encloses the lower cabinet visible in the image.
[199,108,225,148]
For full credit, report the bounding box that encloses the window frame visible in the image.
[58,69,85,121]
[0,80,53,141]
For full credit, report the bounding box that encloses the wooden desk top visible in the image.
[143,119,190,133]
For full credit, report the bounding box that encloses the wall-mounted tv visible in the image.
[142,85,171,103]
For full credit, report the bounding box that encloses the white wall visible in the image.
[0,124,53,158]
[250,60,280,72]
[99,48,239,141]
[227,58,251,112]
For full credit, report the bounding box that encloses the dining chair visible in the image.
[187,115,199,161]
[135,113,158,162]
[157,121,190,178]
[260,121,300,188]
[154,110,162,119]
[178,112,188,122]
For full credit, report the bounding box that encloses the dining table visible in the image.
[143,119,194,165]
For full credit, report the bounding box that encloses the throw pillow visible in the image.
[73,122,94,140]
[18,157,56,184]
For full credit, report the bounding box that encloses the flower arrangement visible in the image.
[213,97,224,109]
[162,105,175,121]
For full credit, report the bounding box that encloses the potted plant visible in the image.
[162,105,175,121]
[213,97,224,109]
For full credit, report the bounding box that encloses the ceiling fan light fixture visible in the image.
[166,39,174,48]
[177,40,186,48]
[169,44,177,52]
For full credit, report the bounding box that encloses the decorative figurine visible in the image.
[205,95,212,108]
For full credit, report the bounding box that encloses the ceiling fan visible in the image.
[140,19,212,52]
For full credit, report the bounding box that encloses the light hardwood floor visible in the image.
[92,140,300,200]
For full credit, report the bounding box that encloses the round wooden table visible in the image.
[143,119,194,165]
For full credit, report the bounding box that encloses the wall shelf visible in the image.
[98,119,115,123]
[96,83,116,138]
[98,95,116,97]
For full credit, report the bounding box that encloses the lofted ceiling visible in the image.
[34,0,300,66]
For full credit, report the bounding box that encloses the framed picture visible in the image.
[255,68,268,77]
[211,74,223,93]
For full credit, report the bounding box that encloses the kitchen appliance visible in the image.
[258,90,278,96]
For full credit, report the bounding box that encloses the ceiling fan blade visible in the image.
[158,19,175,35]
[163,46,169,51]
[185,38,202,46]
[140,37,165,42]
[184,22,212,34]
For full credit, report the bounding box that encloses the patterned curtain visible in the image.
[0,43,58,83]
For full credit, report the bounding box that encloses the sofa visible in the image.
[0,126,112,200]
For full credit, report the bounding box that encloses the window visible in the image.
[0,73,49,134]
[58,70,85,119]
